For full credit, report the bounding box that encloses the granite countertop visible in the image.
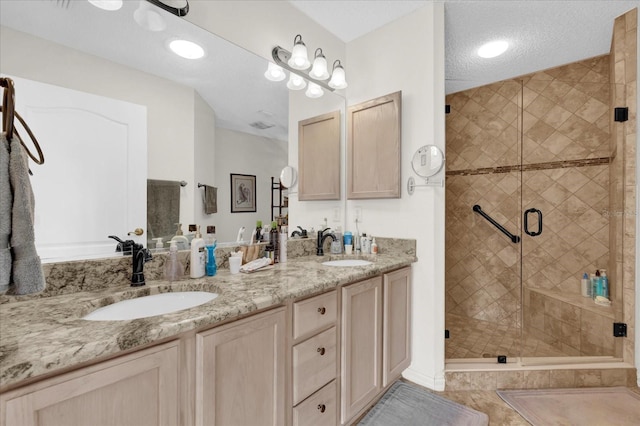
[0,253,415,390]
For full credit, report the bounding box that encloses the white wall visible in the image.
[214,127,288,242]
[345,4,446,389]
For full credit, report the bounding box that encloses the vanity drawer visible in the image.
[293,291,337,340]
[293,380,337,426]
[292,326,337,405]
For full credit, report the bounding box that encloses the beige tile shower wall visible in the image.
[445,172,521,327]
[610,8,637,365]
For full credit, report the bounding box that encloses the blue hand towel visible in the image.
[6,132,45,295]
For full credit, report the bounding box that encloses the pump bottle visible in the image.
[190,226,206,278]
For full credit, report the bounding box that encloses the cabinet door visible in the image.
[1,341,179,426]
[347,91,401,199]
[383,267,412,387]
[298,111,341,201]
[196,308,286,426]
[341,277,382,425]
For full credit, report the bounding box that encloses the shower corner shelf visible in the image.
[407,176,444,194]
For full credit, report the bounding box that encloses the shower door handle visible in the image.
[524,208,543,237]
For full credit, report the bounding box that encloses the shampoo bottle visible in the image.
[190,226,206,278]
[205,231,217,277]
[600,269,609,299]
[164,240,184,281]
[581,273,590,297]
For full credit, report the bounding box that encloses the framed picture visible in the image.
[230,173,256,213]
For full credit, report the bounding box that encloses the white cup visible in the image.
[344,244,353,255]
[229,256,242,274]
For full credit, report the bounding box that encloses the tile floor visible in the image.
[446,313,567,359]
[407,380,640,426]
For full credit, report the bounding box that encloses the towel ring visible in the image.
[0,77,15,139]
[0,107,45,165]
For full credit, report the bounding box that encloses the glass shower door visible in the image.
[519,73,625,362]
[444,79,523,360]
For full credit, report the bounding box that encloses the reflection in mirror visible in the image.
[279,166,297,189]
[411,145,445,178]
[0,0,345,261]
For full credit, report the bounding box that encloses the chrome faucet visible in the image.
[316,228,336,256]
[109,235,152,287]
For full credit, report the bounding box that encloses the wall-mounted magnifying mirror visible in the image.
[279,166,297,189]
[411,145,444,178]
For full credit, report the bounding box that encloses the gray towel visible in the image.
[0,134,11,291]
[7,133,45,295]
[147,179,181,244]
[204,185,217,214]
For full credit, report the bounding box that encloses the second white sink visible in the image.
[322,259,373,267]
[83,291,218,321]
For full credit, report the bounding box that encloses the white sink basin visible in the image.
[83,291,218,321]
[322,259,373,267]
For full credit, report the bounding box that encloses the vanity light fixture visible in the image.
[87,0,123,11]
[266,34,348,98]
[169,39,204,59]
[477,40,509,58]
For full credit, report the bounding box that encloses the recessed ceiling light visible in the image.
[169,40,205,59]
[477,40,509,58]
[87,0,123,11]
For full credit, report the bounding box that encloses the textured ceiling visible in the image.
[1,0,637,140]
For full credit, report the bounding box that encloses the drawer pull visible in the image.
[317,347,326,356]
[317,307,326,315]
[317,404,326,413]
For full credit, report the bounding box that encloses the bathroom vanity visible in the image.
[0,245,414,426]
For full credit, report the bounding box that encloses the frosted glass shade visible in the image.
[288,42,310,70]
[328,64,348,89]
[309,55,329,80]
[286,73,306,90]
[264,62,286,81]
[305,82,324,98]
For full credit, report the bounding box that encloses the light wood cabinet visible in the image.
[347,91,402,199]
[196,307,286,426]
[298,110,341,201]
[0,341,180,426]
[290,291,339,426]
[383,267,412,387]
[340,267,412,425]
[340,277,383,424]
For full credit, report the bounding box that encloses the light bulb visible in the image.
[88,0,123,11]
[264,62,286,82]
[286,73,306,90]
[309,48,329,80]
[328,60,348,89]
[305,82,324,98]
[478,40,509,58]
[169,40,205,59]
[287,35,310,70]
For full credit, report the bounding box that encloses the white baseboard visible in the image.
[402,367,445,391]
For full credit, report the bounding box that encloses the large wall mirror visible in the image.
[0,0,346,261]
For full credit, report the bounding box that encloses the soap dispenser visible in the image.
[164,240,184,281]
[170,223,189,251]
[190,225,206,278]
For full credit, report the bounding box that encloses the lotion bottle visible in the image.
[371,237,378,255]
[190,226,206,278]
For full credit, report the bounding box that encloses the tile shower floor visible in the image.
[446,313,567,359]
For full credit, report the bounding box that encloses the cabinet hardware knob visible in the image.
[317,347,325,355]
[317,307,326,315]
[317,404,326,413]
